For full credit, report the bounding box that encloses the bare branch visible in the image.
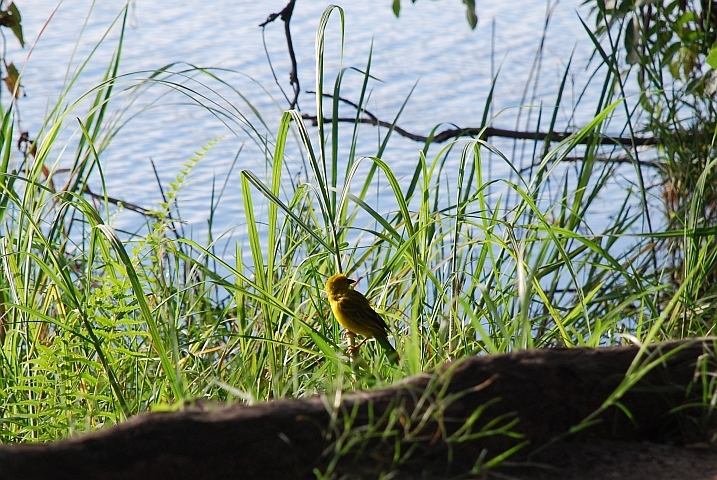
[83,185,150,216]
[260,0,300,110]
[301,113,659,146]
[519,155,665,173]
[303,91,659,146]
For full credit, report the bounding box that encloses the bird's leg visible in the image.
[346,334,372,357]
[354,337,371,349]
[345,332,358,361]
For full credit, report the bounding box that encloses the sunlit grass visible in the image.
[0,5,714,468]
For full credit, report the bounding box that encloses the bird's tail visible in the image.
[376,335,400,365]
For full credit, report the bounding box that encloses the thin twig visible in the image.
[260,25,291,107]
[83,185,149,215]
[303,91,659,146]
[150,158,183,241]
[260,0,300,110]
[306,90,379,122]
[301,113,659,146]
[519,155,665,173]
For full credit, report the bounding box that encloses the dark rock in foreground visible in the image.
[2,339,717,479]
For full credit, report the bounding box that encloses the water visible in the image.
[6,1,643,244]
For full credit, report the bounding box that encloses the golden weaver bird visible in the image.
[325,273,400,364]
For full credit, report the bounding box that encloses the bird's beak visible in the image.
[347,278,356,285]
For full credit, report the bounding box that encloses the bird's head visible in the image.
[326,273,355,295]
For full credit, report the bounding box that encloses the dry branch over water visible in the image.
[301,113,660,146]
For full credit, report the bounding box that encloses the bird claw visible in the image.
[346,337,369,356]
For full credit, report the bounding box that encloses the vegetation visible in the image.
[1,0,716,476]
[391,0,478,28]
[587,0,717,324]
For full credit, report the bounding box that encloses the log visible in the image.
[1,339,715,479]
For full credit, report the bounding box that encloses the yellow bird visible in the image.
[325,273,400,364]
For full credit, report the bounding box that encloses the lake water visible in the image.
[6,1,647,245]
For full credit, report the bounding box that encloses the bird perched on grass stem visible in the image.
[325,273,400,365]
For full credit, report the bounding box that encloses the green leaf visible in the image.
[463,0,478,29]
[0,3,24,47]
[625,16,640,65]
[706,42,717,69]
[392,0,400,16]
[3,62,20,98]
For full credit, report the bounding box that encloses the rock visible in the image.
[1,339,716,479]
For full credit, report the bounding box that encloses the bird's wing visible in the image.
[345,290,389,332]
